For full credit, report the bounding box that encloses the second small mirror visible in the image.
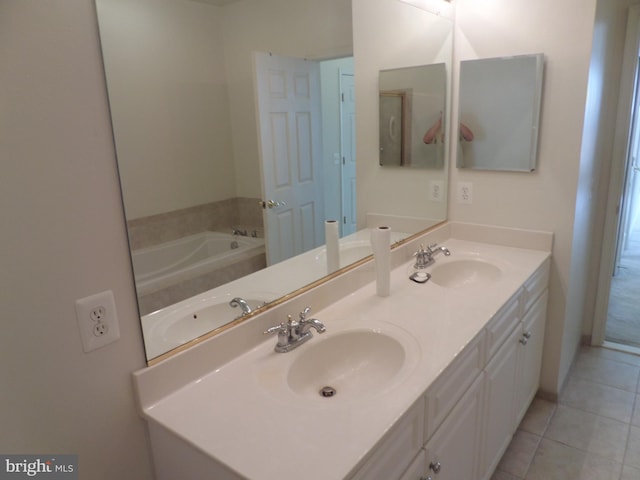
[379,63,446,168]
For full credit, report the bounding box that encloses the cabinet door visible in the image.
[350,398,425,480]
[480,325,520,479]
[514,290,548,425]
[424,375,483,480]
[399,450,426,480]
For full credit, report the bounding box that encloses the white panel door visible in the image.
[254,52,324,264]
[340,71,357,236]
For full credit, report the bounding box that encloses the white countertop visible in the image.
[139,237,550,480]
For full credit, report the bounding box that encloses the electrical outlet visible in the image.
[75,290,120,352]
[457,182,473,204]
[429,180,444,203]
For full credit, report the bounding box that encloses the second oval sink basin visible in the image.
[430,259,502,288]
[287,330,405,400]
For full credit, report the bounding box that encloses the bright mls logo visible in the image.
[0,456,77,480]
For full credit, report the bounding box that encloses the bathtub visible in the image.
[132,231,265,296]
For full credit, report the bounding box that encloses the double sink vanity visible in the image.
[133,221,552,480]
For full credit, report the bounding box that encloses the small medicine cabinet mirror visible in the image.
[379,63,446,168]
[457,53,544,172]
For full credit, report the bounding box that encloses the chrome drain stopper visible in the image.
[319,386,336,398]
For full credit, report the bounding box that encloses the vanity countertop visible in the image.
[139,237,550,480]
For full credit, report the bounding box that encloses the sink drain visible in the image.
[319,386,337,398]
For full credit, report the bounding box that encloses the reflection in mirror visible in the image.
[379,64,446,168]
[96,0,452,362]
[457,53,545,172]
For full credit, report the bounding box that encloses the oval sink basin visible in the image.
[430,259,502,288]
[287,330,405,400]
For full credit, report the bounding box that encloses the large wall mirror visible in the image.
[96,0,453,362]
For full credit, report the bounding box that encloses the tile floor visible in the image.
[492,345,640,480]
[605,231,640,347]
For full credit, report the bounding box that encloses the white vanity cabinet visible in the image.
[354,260,550,480]
[513,290,547,428]
[480,263,549,480]
[135,230,553,480]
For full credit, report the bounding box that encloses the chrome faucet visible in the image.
[230,297,252,316]
[415,243,451,268]
[232,226,248,236]
[264,307,326,353]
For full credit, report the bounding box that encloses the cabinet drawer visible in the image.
[424,331,485,440]
[350,397,425,480]
[485,292,521,361]
[523,259,550,313]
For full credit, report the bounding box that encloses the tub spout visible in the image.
[230,297,252,316]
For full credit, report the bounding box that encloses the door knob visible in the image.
[259,200,286,209]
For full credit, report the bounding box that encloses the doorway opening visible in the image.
[593,5,640,352]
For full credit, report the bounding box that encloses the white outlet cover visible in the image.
[457,182,473,204]
[429,180,445,203]
[75,290,120,353]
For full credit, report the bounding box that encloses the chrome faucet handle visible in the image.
[263,322,287,336]
[299,307,311,320]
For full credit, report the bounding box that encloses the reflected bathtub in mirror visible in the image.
[457,53,544,172]
[132,232,265,315]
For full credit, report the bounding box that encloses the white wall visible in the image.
[450,0,598,394]
[97,0,235,220]
[353,0,451,227]
[0,1,154,478]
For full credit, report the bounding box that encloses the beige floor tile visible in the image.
[621,464,640,480]
[579,346,640,368]
[519,398,556,436]
[624,425,640,469]
[492,470,521,480]
[525,438,622,480]
[496,430,540,478]
[560,377,635,423]
[570,351,640,392]
[544,404,629,463]
[631,394,640,427]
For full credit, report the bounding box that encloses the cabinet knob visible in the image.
[523,331,532,339]
[429,461,441,473]
[519,337,528,345]
[419,477,433,480]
